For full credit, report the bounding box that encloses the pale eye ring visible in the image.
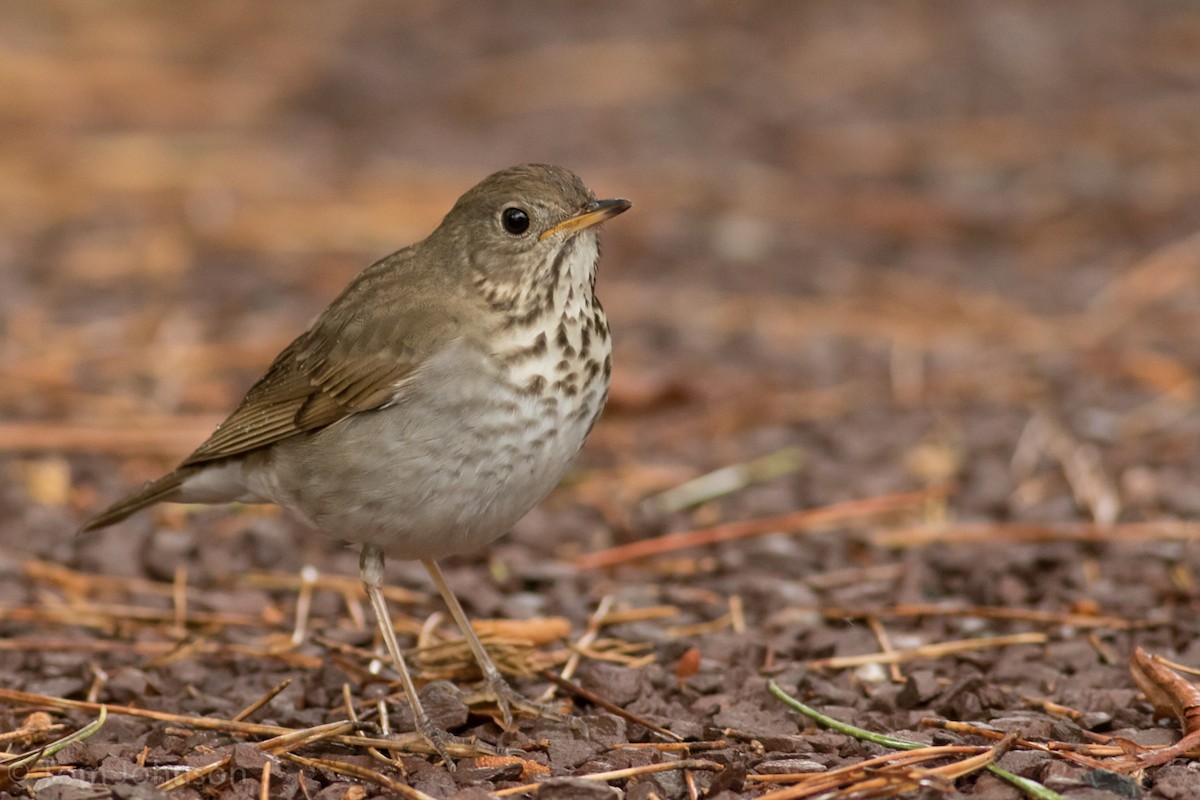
[501,206,530,235]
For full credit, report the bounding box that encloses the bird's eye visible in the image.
[501,207,530,235]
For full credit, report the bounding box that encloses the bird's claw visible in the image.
[480,674,571,730]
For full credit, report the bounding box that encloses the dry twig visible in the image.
[576,487,945,570]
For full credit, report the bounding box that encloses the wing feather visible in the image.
[180,249,460,466]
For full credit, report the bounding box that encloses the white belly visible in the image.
[233,336,608,560]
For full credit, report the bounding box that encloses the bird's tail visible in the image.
[79,469,187,532]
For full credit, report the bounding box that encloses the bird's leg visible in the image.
[360,545,456,767]
[422,558,567,729]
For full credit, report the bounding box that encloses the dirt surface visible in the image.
[4,3,1200,799]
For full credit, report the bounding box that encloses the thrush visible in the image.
[82,163,631,765]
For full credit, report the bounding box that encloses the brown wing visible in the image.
[179,338,415,466]
[181,252,461,466]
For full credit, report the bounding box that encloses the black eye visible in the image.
[501,206,530,235]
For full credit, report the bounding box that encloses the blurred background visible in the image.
[3,3,1200,598]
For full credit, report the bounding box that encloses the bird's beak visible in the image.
[540,198,633,241]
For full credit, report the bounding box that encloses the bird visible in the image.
[81,163,631,765]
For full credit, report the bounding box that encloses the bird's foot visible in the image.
[409,713,500,770]
[471,673,576,732]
